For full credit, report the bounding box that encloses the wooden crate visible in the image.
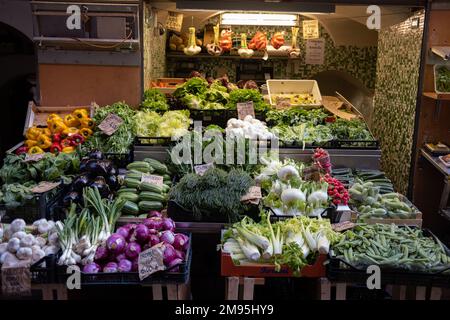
[23,101,95,135]
[221,251,326,278]
[151,78,185,94]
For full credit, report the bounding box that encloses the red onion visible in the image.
[172,233,188,251]
[143,217,163,231]
[103,262,118,273]
[118,259,133,272]
[163,243,177,265]
[94,246,109,261]
[116,226,130,240]
[149,234,160,247]
[160,230,175,245]
[133,224,149,244]
[125,242,142,260]
[83,262,100,273]
[106,234,126,254]
[148,210,162,218]
[162,217,176,231]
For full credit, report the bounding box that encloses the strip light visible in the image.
[221,13,298,26]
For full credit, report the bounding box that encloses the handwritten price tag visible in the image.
[31,181,60,194]
[24,153,44,162]
[1,266,31,296]
[241,186,262,204]
[331,221,355,232]
[237,101,255,120]
[98,113,124,136]
[194,163,214,176]
[138,244,165,281]
[141,174,164,186]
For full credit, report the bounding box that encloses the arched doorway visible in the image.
[0,21,36,159]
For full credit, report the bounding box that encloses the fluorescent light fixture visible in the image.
[221,13,297,26]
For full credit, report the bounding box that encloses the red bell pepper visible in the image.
[60,139,72,148]
[15,146,28,155]
[50,142,62,154]
[69,133,85,146]
[53,133,62,143]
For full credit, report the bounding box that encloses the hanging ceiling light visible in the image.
[221,13,298,26]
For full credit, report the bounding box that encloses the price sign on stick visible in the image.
[241,186,262,205]
[98,113,123,136]
[141,174,164,186]
[194,163,214,176]
[24,153,44,162]
[237,101,255,120]
[138,244,166,280]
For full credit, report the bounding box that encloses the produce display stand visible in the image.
[133,147,381,171]
[321,229,450,300]
[221,253,327,300]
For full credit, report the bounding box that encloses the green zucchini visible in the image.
[117,187,138,194]
[119,192,140,203]
[126,161,153,173]
[138,201,163,211]
[143,158,168,174]
[140,181,163,193]
[139,191,166,202]
[122,201,139,215]
[126,171,143,180]
[125,178,140,189]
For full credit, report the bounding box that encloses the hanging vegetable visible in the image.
[289,27,300,58]
[183,27,201,56]
[270,32,285,50]
[238,33,254,58]
[219,29,232,52]
[206,24,223,56]
[248,32,267,51]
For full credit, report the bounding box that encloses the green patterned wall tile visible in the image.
[372,11,424,195]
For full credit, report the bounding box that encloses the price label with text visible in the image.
[138,244,165,281]
[98,113,124,136]
[331,221,356,232]
[141,174,164,186]
[237,101,255,120]
[194,163,214,176]
[24,153,44,162]
[31,181,60,194]
[1,266,31,296]
[241,186,262,205]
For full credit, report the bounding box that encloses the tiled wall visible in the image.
[372,11,425,195]
[166,16,377,89]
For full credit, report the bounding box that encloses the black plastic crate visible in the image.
[0,183,68,224]
[267,206,338,222]
[30,253,59,284]
[327,229,450,287]
[134,136,177,147]
[104,148,134,169]
[57,233,192,286]
[167,200,260,223]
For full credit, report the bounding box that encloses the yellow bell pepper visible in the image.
[72,109,89,119]
[64,114,80,127]
[46,114,63,127]
[79,117,95,129]
[42,128,52,137]
[62,146,75,153]
[36,134,52,150]
[79,128,93,138]
[24,139,38,148]
[50,120,68,134]
[62,127,79,137]
[28,146,44,154]
[26,126,42,141]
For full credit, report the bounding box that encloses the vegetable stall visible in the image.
[0,0,448,302]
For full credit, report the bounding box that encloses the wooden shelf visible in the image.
[423,92,450,101]
[166,53,299,61]
[421,149,450,177]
